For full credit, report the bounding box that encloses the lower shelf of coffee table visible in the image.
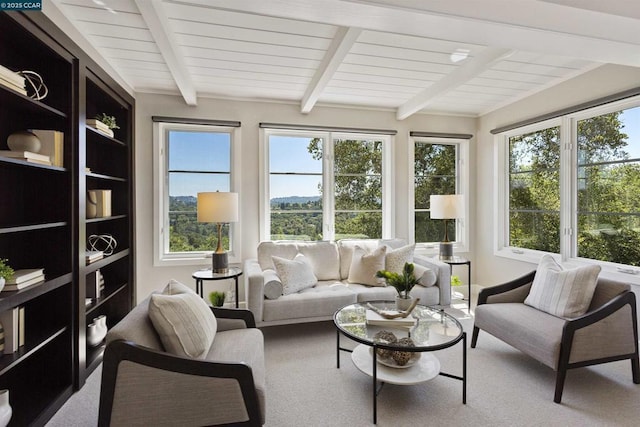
[351,344,440,385]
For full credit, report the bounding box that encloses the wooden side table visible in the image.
[439,256,471,303]
[192,267,243,308]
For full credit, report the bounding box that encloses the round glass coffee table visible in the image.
[333,300,467,424]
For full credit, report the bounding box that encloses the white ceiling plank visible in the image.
[183,47,320,70]
[134,0,198,106]
[397,47,514,120]
[301,27,362,113]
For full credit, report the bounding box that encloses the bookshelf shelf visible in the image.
[0,10,135,425]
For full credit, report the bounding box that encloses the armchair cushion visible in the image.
[347,245,387,286]
[524,255,601,318]
[272,254,317,295]
[149,286,217,359]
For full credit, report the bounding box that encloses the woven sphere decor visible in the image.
[373,330,397,359]
[88,234,117,256]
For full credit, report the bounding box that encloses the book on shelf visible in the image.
[2,274,45,291]
[0,76,27,95]
[6,268,44,284]
[86,250,104,264]
[0,306,25,354]
[365,309,417,327]
[86,269,103,299]
[31,130,64,167]
[0,63,25,86]
[0,150,51,163]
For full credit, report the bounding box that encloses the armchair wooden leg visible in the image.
[554,368,567,403]
[471,326,479,348]
[632,354,640,384]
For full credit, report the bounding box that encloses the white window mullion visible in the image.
[324,132,335,240]
[559,116,575,261]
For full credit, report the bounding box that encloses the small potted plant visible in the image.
[376,262,419,311]
[209,291,226,307]
[0,258,15,292]
[96,113,120,130]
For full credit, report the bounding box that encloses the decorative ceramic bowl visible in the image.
[7,130,41,152]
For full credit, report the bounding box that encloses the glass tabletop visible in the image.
[192,266,243,280]
[334,301,464,351]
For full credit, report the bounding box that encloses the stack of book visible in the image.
[0,64,26,96]
[31,130,64,167]
[86,250,104,264]
[86,119,114,138]
[0,150,51,165]
[3,268,45,291]
[0,306,25,354]
[86,268,105,299]
[365,309,417,328]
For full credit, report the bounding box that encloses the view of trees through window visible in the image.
[508,105,640,266]
[269,134,383,240]
[414,142,458,243]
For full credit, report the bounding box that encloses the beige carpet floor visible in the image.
[48,299,640,426]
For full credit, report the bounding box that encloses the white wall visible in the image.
[134,95,476,302]
[475,64,640,287]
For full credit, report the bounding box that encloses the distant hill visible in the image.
[270,196,321,204]
[171,196,197,204]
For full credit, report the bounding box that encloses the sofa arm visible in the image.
[477,271,535,305]
[244,258,265,323]
[99,340,262,426]
[212,307,256,330]
[414,255,451,306]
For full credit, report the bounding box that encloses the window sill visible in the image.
[154,252,240,268]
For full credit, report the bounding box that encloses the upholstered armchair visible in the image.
[98,292,265,426]
[472,269,640,403]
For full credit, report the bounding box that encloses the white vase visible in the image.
[7,130,41,153]
[94,315,107,337]
[396,295,414,311]
[0,389,12,427]
[0,277,4,293]
[87,323,102,347]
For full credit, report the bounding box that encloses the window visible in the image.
[153,121,240,265]
[497,98,640,269]
[262,129,391,241]
[411,136,469,251]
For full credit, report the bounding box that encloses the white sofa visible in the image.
[244,239,451,326]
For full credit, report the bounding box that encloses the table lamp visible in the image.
[430,194,464,260]
[197,191,239,273]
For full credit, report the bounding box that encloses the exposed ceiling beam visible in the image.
[301,27,361,113]
[396,48,513,120]
[135,0,197,106]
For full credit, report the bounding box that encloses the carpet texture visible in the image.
[47,303,640,426]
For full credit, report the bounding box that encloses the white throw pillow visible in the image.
[272,254,318,295]
[347,245,387,287]
[162,278,196,295]
[385,244,415,274]
[263,268,284,300]
[148,288,217,359]
[413,264,437,287]
[524,254,601,318]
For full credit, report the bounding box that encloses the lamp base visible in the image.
[212,252,228,273]
[439,242,454,260]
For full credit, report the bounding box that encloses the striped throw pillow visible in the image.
[524,255,600,318]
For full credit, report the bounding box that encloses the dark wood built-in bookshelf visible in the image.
[0,11,135,425]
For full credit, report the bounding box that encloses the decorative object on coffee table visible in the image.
[373,330,397,358]
[376,262,419,311]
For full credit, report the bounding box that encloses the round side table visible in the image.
[192,267,243,308]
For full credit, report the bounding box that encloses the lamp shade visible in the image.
[197,192,239,223]
[430,194,464,219]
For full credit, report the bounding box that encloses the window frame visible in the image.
[153,121,241,266]
[495,95,640,281]
[408,135,470,255]
[260,128,393,241]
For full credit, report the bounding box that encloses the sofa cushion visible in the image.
[348,283,398,302]
[257,241,298,270]
[525,255,601,318]
[298,241,340,280]
[149,285,217,359]
[413,264,437,287]
[263,268,283,300]
[385,244,415,274]
[272,254,318,295]
[347,245,387,286]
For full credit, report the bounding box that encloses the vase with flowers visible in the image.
[376,262,419,311]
